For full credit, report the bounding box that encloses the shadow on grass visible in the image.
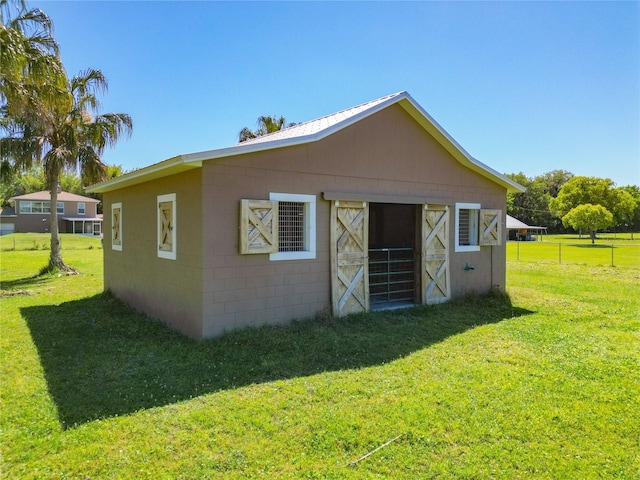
[22,291,532,428]
[1,275,51,291]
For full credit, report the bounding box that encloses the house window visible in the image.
[157,193,176,260]
[18,201,63,214]
[112,202,122,251]
[269,193,316,261]
[455,203,480,252]
[78,202,86,215]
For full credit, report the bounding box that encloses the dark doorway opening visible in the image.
[368,203,419,310]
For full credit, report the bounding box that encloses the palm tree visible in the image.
[1,0,66,113]
[1,0,66,175]
[2,68,132,271]
[238,115,296,142]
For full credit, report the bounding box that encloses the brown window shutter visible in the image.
[479,209,502,246]
[240,199,279,254]
[159,201,174,252]
[112,207,121,246]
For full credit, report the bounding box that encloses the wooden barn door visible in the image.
[422,205,450,304]
[330,201,369,316]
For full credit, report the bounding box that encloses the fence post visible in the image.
[558,243,562,264]
[611,244,614,267]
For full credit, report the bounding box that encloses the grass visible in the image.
[507,236,640,269]
[542,232,639,243]
[0,233,103,252]
[1,237,639,478]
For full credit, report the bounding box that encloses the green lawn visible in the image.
[1,237,639,478]
[507,236,640,269]
[0,232,103,252]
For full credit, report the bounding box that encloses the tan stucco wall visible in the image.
[103,169,203,338]
[200,104,507,338]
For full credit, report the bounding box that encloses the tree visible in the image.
[2,63,132,271]
[505,170,572,232]
[1,0,67,174]
[549,176,635,231]
[619,185,640,236]
[238,115,296,142]
[562,204,613,243]
[538,169,573,197]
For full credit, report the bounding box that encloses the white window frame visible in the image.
[455,202,481,252]
[111,202,122,251]
[269,192,316,261]
[157,193,177,260]
[77,202,86,215]
[18,201,63,214]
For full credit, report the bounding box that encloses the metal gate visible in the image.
[368,247,416,309]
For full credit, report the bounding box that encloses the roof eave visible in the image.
[86,156,203,193]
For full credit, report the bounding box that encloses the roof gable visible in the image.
[9,191,99,203]
[88,92,525,193]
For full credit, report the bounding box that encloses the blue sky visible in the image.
[31,1,640,187]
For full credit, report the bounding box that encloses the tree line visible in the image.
[506,171,640,237]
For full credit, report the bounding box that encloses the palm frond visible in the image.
[77,145,106,185]
[238,126,256,143]
[71,68,107,99]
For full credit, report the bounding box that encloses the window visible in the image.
[157,193,176,260]
[19,201,63,214]
[278,201,305,252]
[112,202,122,251]
[78,202,86,215]
[269,193,316,261]
[455,203,480,252]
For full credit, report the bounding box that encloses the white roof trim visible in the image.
[88,91,525,194]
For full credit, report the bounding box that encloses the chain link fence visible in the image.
[507,241,640,268]
[0,234,102,251]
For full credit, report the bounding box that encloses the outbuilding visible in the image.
[506,214,547,241]
[88,92,524,338]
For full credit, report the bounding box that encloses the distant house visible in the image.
[1,191,102,236]
[88,91,525,339]
[506,214,546,241]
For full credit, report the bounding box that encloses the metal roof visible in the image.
[506,214,547,230]
[88,91,525,194]
[236,92,403,146]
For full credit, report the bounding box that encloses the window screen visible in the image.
[458,208,471,245]
[456,203,480,251]
[278,201,305,252]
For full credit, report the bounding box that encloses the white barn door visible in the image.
[422,205,450,304]
[330,200,369,316]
